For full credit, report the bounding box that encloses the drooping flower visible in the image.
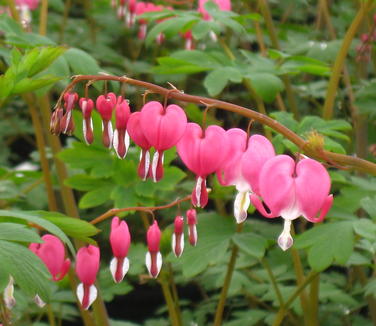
[110,217,131,283]
[60,92,78,135]
[145,220,162,278]
[140,101,187,182]
[113,98,131,159]
[15,0,39,10]
[172,216,184,257]
[75,245,100,310]
[15,0,39,26]
[177,123,228,208]
[96,92,117,148]
[29,234,71,282]
[250,155,333,251]
[79,98,95,145]
[187,209,198,246]
[127,111,152,180]
[217,129,275,223]
[182,30,194,50]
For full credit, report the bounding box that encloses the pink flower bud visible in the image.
[172,216,184,257]
[96,93,117,148]
[113,98,131,159]
[79,98,94,145]
[75,245,100,310]
[29,234,71,282]
[50,107,63,135]
[187,209,198,246]
[110,217,131,283]
[60,92,78,135]
[145,221,162,278]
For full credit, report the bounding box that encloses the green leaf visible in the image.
[65,174,113,191]
[64,48,100,75]
[353,219,376,240]
[204,67,243,96]
[12,76,62,94]
[0,240,51,301]
[0,223,41,243]
[360,196,376,220]
[27,46,67,77]
[145,16,198,47]
[36,211,100,240]
[232,233,267,259]
[295,222,354,271]
[0,210,75,255]
[247,74,284,103]
[79,185,114,209]
[179,213,235,278]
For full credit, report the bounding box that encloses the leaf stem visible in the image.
[159,273,181,326]
[213,223,244,326]
[38,0,48,35]
[322,0,374,119]
[261,258,284,306]
[46,304,57,326]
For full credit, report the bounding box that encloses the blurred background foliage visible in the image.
[0,0,375,325]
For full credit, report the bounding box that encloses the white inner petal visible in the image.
[156,251,162,277]
[195,177,202,208]
[144,150,150,180]
[87,284,98,309]
[34,294,46,308]
[151,151,159,182]
[234,191,250,224]
[145,251,152,276]
[107,121,114,147]
[113,129,120,157]
[277,219,294,251]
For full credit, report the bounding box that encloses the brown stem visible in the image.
[91,195,192,225]
[38,0,48,35]
[56,75,376,175]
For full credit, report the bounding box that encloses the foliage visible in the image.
[0,0,375,326]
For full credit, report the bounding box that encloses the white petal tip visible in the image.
[110,257,130,283]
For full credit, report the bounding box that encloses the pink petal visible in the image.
[110,217,131,258]
[241,135,275,195]
[75,245,100,286]
[147,220,161,252]
[127,112,151,149]
[140,101,187,151]
[295,158,332,222]
[258,155,296,217]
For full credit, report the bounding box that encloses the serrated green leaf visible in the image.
[247,74,284,103]
[79,185,114,209]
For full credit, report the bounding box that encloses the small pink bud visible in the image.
[172,216,184,257]
[96,93,117,148]
[79,98,94,145]
[75,245,100,310]
[145,221,162,278]
[187,209,198,246]
[113,98,131,159]
[110,217,131,283]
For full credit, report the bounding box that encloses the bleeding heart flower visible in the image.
[3,276,15,310]
[113,98,131,159]
[127,111,152,180]
[217,129,275,223]
[29,234,71,282]
[140,101,187,182]
[145,220,162,278]
[250,155,333,251]
[172,216,184,257]
[177,123,228,208]
[79,98,95,145]
[96,92,117,148]
[50,107,64,135]
[110,217,131,283]
[187,209,198,246]
[75,245,100,310]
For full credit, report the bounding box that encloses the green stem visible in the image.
[6,0,20,24]
[290,248,310,326]
[257,0,299,119]
[261,258,284,306]
[38,0,48,35]
[168,264,182,325]
[213,223,244,326]
[272,272,318,326]
[160,273,181,326]
[25,95,58,211]
[309,274,320,326]
[46,304,56,326]
[322,0,374,119]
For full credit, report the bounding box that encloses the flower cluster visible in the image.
[110,0,232,49]
[51,89,334,252]
[22,210,198,310]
